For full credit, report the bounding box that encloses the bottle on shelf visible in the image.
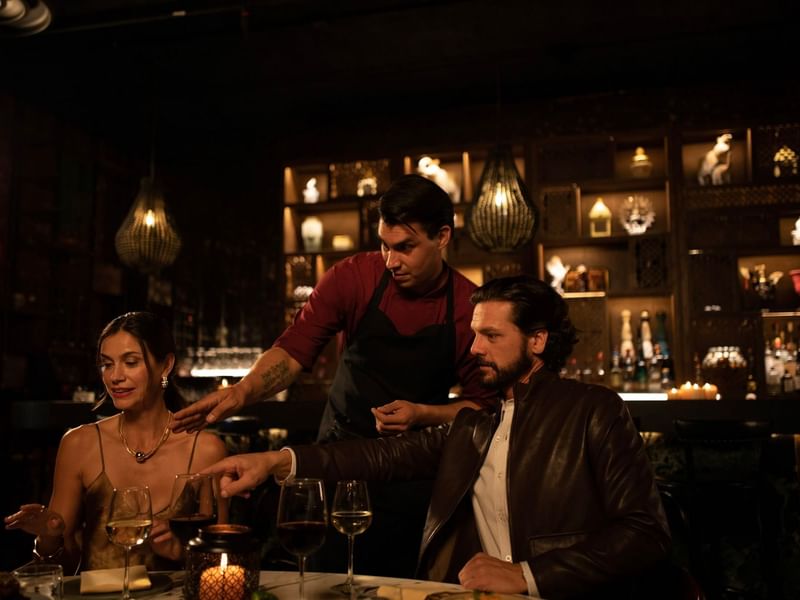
[639,310,654,360]
[648,343,663,392]
[654,311,670,359]
[609,350,623,391]
[620,309,634,358]
[622,349,636,392]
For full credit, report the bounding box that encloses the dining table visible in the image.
[61,570,497,600]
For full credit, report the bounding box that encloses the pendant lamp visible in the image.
[468,145,538,252]
[115,174,182,274]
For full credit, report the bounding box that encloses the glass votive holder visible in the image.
[13,563,63,600]
[185,524,259,600]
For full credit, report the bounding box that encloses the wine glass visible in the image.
[106,486,153,600]
[277,478,328,600]
[167,473,217,546]
[330,480,372,595]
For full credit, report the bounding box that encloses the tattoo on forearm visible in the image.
[261,361,291,394]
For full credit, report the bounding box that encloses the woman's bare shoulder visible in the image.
[193,431,228,468]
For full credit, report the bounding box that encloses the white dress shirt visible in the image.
[472,397,540,597]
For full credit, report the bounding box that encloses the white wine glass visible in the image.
[106,486,153,600]
[167,473,217,546]
[331,480,372,595]
[277,478,327,600]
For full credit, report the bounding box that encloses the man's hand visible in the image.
[458,552,528,594]
[172,384,248,433]
[200,451,292,498]
[371,400,421,434]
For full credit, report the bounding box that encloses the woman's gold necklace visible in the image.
[118,411,172,463]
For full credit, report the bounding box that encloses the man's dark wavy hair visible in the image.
[470,275,579,373]
[378,174,454,238]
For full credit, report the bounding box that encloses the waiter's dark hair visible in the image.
[470,275,579,372]
[94,311,186,412]
[379,174,454,238]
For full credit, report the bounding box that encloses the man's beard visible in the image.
[478,343,534,391]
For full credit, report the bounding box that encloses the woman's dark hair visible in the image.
[470,275,579,372]
[378,174,455,238]
[95,311,185,412]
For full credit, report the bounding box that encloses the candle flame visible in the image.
[144,209,156,227]
[493,183,508,209]
[220,552,228,572]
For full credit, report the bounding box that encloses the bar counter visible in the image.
[8,396,800,434]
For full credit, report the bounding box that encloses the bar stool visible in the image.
[669,419,781,600]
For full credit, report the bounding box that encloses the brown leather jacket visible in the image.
[293,369,670,598]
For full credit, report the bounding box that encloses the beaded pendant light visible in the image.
[115,173,182,274]
[468,145,538,252]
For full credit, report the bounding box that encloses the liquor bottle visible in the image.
[609,351,623,390]
[622,349,635,392]
[639,310,654,360]
[648,343,663,392]
[620,309,634,358]
[654,311,670,358]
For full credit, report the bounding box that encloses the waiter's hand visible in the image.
[371,400,420,433]
[172,384,248,433]
[458,552,527,594]
[201,450,292,498]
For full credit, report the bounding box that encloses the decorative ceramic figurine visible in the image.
[301,216,323,252]
[630,147,653,178]
[619,195,655,235]
[697,133,733,186]
[302,178,320,204]
[773,145,799,178]
[417,156,461,203]
[588,197,612,237]
[792,216,800,246]
[546,255,569,295]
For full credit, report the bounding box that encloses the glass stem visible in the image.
[347,534,354,586]
[122,547,131,600]
[299,555,306,600]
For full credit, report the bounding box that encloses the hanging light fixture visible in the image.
[468,145,538,252]
[115,173,182,274]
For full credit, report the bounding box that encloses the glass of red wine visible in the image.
[168,473,217,547]
[277,478,328,600]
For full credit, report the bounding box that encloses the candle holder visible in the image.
[185,524,259,600]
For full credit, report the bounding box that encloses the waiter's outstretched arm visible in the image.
[172,347,303,432]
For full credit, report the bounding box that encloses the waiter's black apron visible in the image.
[315,268,456,578]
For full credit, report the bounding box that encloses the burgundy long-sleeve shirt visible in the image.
[274,251,497,410]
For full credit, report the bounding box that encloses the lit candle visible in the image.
[667,387,680,400]
[678,382,693,400]
[199,553,246,600]
[702,383,719,400]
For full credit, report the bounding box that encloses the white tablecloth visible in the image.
[65,570,469,600]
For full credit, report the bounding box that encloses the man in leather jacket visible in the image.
[203,275,671,598]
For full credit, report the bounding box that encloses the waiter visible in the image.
[172,174,497,577]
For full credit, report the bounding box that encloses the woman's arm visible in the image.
[4,427,89,574]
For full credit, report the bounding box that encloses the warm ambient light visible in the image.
[115,176,182,274]
[468,146,538,252]
[199,553,245,600]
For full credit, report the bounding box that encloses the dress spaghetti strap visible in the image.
[93,422,106,473]
[186,431,200,472]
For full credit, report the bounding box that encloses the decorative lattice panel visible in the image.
[633,237,668,289]
[540,185,579,238]
[753,124,800,183]
[687,252,739,315]
[684,183,800,210]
